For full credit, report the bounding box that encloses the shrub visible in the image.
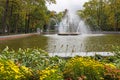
[112,46,120,69]
[63,57,104,80]
[1,47,120,80]
[0,47,65,80]
[0,47,49,70]
[0,59,32,80]
[39,66,64,80]
[104,63,120,80]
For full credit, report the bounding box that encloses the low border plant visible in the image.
[63,57,105,80]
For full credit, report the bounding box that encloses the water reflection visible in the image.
[45,34,120,53]
[45,34,101,53]
[0,35,48,51]
[84,34,120,52]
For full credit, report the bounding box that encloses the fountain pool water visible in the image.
[0,34,120,57]
[45,34,115,57]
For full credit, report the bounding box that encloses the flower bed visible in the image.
[0,47,120,80]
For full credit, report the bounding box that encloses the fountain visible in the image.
[46,17,59,34]
[44,2,114,57]
[58,9,90,35]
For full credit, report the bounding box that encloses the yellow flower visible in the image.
[20,66,32,76]
[105,63,116,69]
[11,67,19,73]
[51,69,56,73]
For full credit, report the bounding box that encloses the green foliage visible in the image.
[0,47,65,80]
[79,0,120,31]
[0,0,56,34]
[0,47,49,70]
[104,64,120,80]
[1,47,120,80]
[39,66,63,80]
[64,57,104,80]
[112,46,120,69]
[0,59,32,80]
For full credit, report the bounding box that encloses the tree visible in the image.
[78,0,120,31]
[1,0,9,34]
[0,0,56,34]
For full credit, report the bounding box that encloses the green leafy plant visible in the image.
[112,46,120,68]
[1,47,120,80]
[0,59,32,80]
[39,66,64,80]
[0,47,49,70]
[104,64,120,80]
[0,47,65,80]
[64,57,104,80]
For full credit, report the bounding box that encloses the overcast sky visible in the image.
[47,0,89,13]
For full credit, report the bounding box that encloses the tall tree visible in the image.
[0,0,56,34]
[78,0,120,31]
[1,0,9,34]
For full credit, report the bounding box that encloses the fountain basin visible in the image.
[58,32,80,35]
[49,52,114,57]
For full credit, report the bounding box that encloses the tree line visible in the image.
[0,0,60,35]
[78,0,120,31]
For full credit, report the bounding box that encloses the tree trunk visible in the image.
[27,14,30,33]
[97,7,100,30]
[8,1,13,34]
[114,4,117,31]
[114,1,118,31]
[25,13,30,33]
[15,14,19,34]
[2,0,9,34]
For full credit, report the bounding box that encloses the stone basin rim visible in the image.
[58,32,80,35]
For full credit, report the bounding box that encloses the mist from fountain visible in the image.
[58,10,91,34]
[47,18,59,33]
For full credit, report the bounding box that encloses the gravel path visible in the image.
[0,33,39,40]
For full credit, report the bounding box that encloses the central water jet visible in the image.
[58,9,90,35]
